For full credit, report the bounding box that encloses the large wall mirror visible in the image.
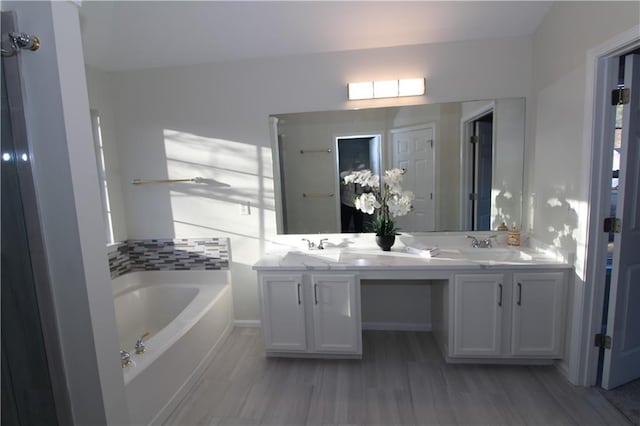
[270,98,525,234]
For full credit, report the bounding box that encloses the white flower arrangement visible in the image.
[343,168,414,236]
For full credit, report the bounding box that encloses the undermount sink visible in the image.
[280,250,342,266]
[448,247,534,262]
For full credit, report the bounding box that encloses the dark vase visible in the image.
[376,235,396,251]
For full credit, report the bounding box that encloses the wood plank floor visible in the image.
[164,328,630,426]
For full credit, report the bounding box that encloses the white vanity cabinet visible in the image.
[452,274,505,357]
[259,274,307,352]
[258,272,362,357]
[451,271,567,359]
[310,274,361,353]
[511,272,566,356]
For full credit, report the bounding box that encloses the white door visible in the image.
[311,274,361,354]
[391,126,436,231]
[453,274,504,357]
[259,274,307,352]
[603,53,640,389]
[511,272,566,357]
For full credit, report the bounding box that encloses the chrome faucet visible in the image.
[467,235,496,248]
[135,332,150,354]
[120,350,132,368]
[302,238,329,250]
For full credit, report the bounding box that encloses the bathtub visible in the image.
[112,270,233,425]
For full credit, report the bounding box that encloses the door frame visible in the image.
[460,102,495,230]
[579,25,640,387]
[334,133,382,233]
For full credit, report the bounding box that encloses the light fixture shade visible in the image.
[348,77,426,100]
[348,81,374,100]
[399,78,425,96]
[373,80,399,98]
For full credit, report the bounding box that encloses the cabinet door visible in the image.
[511,272,565,356]
[310,274,361,354]
[259,274,306,352]
[453,274,504,357]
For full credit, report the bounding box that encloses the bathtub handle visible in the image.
[135,331,151,354]
[120,350,132,368]
[297,283,301,305]
[314,283,318,305]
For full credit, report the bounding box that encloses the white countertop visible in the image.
[253,242,571,272]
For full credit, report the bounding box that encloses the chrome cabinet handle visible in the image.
[297,283,301,305]
[314,283,318,305]
[517,283,522,306]
[498,283,503,307]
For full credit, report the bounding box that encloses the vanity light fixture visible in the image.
[347,78,425,100]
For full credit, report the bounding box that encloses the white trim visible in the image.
[269,117,285,234]
[362,322,432,332]
[233,319,261,328]
[580,24,640,387]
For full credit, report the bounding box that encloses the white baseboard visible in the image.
[554,359,570,379]
[234,319,261,328]
[362,322,432,332]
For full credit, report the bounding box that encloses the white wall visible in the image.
[3,1,128,424]
[492,97,525,229]
[88,35,532,322]
[527,1,640,383]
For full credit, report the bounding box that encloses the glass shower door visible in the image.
[1,44,60,426]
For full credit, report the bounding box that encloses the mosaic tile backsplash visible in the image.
[108,238,230,279]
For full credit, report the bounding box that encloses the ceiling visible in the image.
[79,1,552,72]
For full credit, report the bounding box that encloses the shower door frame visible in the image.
[1,10,73,425]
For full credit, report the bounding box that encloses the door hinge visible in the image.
[603,217,622,233]
[612,87,630,105]
[469,135,479,144]
[595,333,612,349]
[469,193,477,201]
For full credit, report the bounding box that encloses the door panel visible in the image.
[603,53,640,389]
[260,275,306,352]
[475,120,493,230]
[391,126,435,231]
[511,272,565,356]
[453,274,503,356]
[311,274,361,353]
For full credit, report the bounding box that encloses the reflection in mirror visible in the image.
[270,98,525,234]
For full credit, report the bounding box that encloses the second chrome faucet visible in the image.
[302,238,329,250]
[466,235,496,248]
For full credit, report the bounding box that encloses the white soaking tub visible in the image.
[112,270,233,425]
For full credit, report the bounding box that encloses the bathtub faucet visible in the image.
[135,332,151,354]
[120,350,132,368]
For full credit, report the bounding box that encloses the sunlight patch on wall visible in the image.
[547,197,562,208]
[567,198,588,280]
[491,188,516,229]
[163,129,274,241]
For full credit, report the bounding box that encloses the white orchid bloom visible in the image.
[354,193,380,215]
[383,168,406,194]
[387,191,414,217]
[343,169,379,189]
